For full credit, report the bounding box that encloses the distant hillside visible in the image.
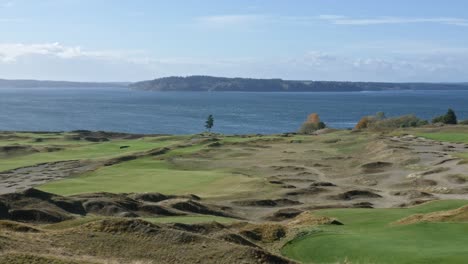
[0,79,129,88]
[130,76,468,92]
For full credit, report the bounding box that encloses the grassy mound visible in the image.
[395,205,468,225]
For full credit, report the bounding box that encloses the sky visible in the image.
[1,0,468,82]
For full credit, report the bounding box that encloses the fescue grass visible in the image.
[282,200,468,264]
[143,215,238,224]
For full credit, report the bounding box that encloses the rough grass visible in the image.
[143,215,238,224]
[281,200,468,264]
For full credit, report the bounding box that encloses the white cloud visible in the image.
[1,42,468,82]
[194,14,468,28]
[194,14,267,28]
[317,15,468,26]
[0,42,146,63]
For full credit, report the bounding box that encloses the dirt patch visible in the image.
[0,160,100,194]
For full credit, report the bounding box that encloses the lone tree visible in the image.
[432,108,458,125]
[444,108,458,124]
[205,114,214,132]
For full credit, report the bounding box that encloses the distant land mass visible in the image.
[130,76,468,92]
[0,79,129,88]
[2,76,468,91]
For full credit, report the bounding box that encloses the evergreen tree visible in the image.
[444,109,457,124]
[205,114,214,132]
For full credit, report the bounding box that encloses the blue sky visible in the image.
[1,0,468,82]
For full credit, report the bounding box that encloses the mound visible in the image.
[170,221,226,235]
[361,161,393,173]
[407,167,449,179]
[286,187,327,196]
[331,190,382,200]
[239,223,287,243]
[265,208,304,221]
[0,220,40,232]
[446,174,468,184]
[395,205,468,225]
[286,212,343,228]
[82,218,161,235]
[9,209,71,223]
[216,233,260,248]
[310,182,336,187]
[168,200,236,218]
[233,199,301,207]
[0,253,88,264]
[353,202,374,208]
[131,192,171,202]
[0,145,38,158]
[391,190,433,199]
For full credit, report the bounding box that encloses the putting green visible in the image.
[282,200,468,264]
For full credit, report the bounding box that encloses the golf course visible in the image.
[1,126,468,263]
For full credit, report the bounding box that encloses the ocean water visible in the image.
[0,88,467,134]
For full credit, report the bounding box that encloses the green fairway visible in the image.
[417,132,468,143]
[0,135,178,172]
[282,200,468,264]
[39,157,261,198]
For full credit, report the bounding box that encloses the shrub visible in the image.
[299,122,326,134]
[369,115,428,129]
[459,120,468,125]
[355,114,428,130]
[355,117,371,129]
[432,109,458,124]
[298,113,326,134]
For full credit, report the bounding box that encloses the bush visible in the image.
[355,117,371,129]
[459,120,468,125]
[299,122,326,134]
[432,109,457,124]
[369,115,428,129]
[298,113,326,134]
[355,113,428,130]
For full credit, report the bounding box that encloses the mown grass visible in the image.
[39,157,261,198]
[0,136,178,172]
[417,132,468,143]
[282,200,468,264]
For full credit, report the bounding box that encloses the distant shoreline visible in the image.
[2,76,468,91]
